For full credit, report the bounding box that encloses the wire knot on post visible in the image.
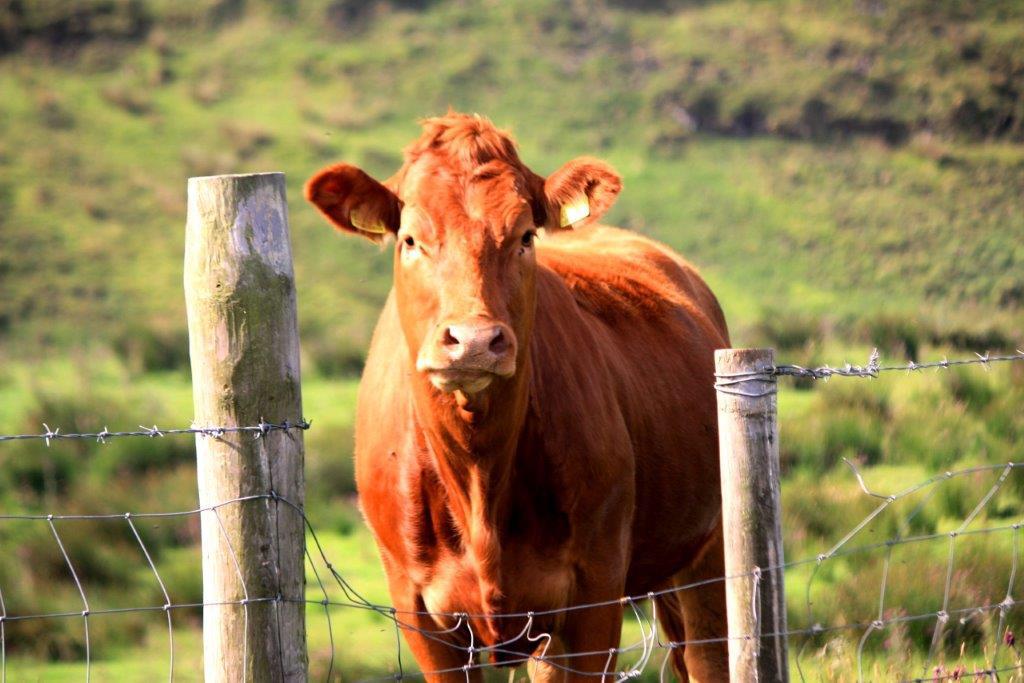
[714,365,777,398]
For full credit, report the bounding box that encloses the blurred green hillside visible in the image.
[0,0,1022,371]
[1,0,1023,678]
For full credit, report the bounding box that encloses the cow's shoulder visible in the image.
[355,292,444,568]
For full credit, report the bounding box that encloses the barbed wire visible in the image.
[0,419,311,445]
[776,348,1024,380]
[715,348,1024,397]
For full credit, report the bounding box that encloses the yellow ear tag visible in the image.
[350,208,387,235]
[559,197,590,228]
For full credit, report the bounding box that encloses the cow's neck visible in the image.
[411,363,531,606]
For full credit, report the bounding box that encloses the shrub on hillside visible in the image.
[113,325,190,373]
[100,82,152,115]
[220,120,275,160]
[852,313,924,360]
[34,89,75,130]
[0,0,153,55]
[751,308,825,351]
[302,326,367,378]
[306,423,356,496]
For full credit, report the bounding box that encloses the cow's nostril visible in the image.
[438,323,513,365]
[442,327,460,348]
[489,328,509,355]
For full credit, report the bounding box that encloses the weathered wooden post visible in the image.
[715,348,788,682]
[185,173,307,682]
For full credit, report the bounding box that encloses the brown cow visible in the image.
[305,113,729,682]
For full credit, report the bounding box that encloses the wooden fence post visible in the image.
[715,348,789,682]
[185,173,307,682]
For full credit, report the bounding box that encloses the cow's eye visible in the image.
[403,235,416,249]
[521,230,536,248]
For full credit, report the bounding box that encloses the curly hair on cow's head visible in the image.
[403,111,523,168]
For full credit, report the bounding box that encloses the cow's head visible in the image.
[305,113,621,397]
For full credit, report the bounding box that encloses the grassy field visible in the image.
[1,0,1023,678]
[3,357,1023,679]
[1,0,1021,361]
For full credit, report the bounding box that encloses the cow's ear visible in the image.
[543,157,622,230]
[304,163,401,242]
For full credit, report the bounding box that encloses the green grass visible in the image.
[1,354,1020,678]
[5,628,204,683]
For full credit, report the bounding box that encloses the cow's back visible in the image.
[536,226,726,338]
[536,225,729,591]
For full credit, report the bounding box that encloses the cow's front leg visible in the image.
[383,567,480,682]
[529,502,633,682]
[558,600,624,682]
[528,579,625,682]
[392,602,481,683]
[389,593,481,679]
[526,634,566,683]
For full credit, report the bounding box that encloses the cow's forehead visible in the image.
[399,156,529,236]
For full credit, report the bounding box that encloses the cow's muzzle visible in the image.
[416,319,517,393]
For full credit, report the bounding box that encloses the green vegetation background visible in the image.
[0,0,1022,679]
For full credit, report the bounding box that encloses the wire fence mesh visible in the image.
[1,349,1023,681]
[0,420,312,683]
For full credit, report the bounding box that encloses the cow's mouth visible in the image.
[426,369,498,394]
